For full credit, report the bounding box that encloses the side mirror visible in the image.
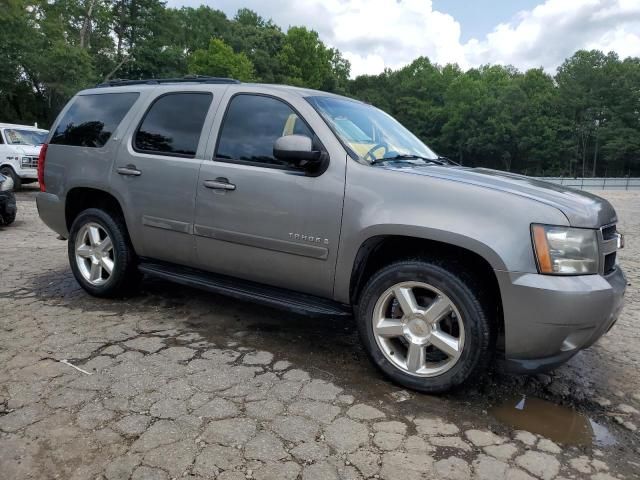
[273,135,322,169]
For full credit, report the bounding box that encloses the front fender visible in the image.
[333,162,569,303]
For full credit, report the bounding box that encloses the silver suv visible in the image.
[37,77,626,392]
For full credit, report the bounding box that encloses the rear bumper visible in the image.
[36,192,68,238]
[497,267,626,373]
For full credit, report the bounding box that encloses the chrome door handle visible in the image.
[204,179,236,191]
[117,165,141,176]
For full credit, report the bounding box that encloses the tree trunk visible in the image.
[79,0,97,49]
[103,56,129,82]
[115,0,125,58]
[580,130,588,178]
[592,130,599,178]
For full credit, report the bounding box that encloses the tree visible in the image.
[0,1,638,177]
[277,27,349,91]
[188,39,254,81]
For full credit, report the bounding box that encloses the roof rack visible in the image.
[96,75,240,88]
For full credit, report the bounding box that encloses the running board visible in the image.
[138,261,352,318]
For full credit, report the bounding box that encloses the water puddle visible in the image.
[490,396,616,446]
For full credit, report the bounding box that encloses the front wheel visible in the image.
[68,208,140,297]
[0,166,21,191]
[356,260,492,393]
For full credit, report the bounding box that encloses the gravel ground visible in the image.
[0,187,638,480]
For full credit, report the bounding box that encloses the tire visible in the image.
[68,208,140,297]
[356,259,492,393]
[0,166,21,191]
[0,203,17,226]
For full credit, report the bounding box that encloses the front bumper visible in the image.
[496,267,626,373]
[17,168,37,180]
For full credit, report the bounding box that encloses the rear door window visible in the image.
[50,93,139,148]
[134,92,213,158]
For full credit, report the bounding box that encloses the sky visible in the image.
[166,0,640,77]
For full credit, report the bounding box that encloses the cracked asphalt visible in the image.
[0,187,638,480]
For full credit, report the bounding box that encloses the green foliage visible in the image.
[0,1,638,176]
[347,51,640,176]
[277,27,350,91]
[189,39,254,81]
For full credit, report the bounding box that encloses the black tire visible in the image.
[0,204,17,226]
[356,259,492,393]
[0,166,21,191]
[68,208,140,297]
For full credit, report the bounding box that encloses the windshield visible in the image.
[306,96,438,163]
[3,129,48,146]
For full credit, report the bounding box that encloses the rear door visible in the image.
[193,87,347,298]
[112,89,220,267]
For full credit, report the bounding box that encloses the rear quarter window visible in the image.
[50,92,139,148]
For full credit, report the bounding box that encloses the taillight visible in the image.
[38,143,48,192]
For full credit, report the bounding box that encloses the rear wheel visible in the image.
[68,208,140,297]
[356,260,492,393]
[0,166,21,191]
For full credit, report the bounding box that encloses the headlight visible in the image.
[531,224,599,275]
[0,176,14,192]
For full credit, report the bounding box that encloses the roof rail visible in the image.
[96,75,240,88]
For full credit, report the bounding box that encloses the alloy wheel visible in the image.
[75,222,115,286]
[372,281,465,377]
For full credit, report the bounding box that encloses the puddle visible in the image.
[490,396,617,446]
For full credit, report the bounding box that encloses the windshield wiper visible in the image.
[370,154,447,165]
[437,155,460,166]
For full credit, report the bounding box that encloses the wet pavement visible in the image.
[1,186,639,479]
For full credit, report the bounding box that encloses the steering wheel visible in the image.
[364,143,389,162]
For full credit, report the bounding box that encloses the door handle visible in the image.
[117,165,142,176]
[204,178,236,191]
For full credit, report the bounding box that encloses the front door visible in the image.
[194,90,346,298]
[112,91,215,267]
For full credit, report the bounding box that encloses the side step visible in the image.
[138,260,352,318]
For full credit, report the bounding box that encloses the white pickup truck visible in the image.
[0,123,48,190]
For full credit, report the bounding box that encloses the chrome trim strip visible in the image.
[601,238,618,256]
[193,225,329,260]
[142,215,193,234]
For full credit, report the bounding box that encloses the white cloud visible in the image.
[168,0,640,76]
[464,0,640,71]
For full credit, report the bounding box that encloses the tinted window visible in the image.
[51,93,139,148]
[216,95,313,166]
[135,93,212,157]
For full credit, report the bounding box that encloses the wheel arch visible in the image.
[0,162,18,171]
[65,187,130,238]
[347,234,504,343]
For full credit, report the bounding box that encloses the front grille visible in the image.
[600,224,618,275]
[21,156,38,168]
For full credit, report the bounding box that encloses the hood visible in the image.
[382,164,617,228]
[10,144,42,156]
